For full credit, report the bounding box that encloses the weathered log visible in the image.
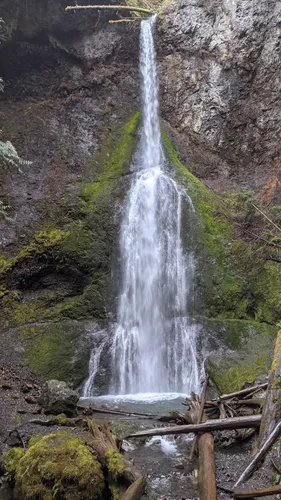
[259,331,281,445]
[190,377,209,459]
[126,415,261,438]
[65,5,153,14]
[198,433,217,500]
[121,476,146,500]
[212,383,267,402]
[233,484,281,498]
[87,420,144,487]
[108,18,146,23]
[233,420,281,488]
[78,405,156,419]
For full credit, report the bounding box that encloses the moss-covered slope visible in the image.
[0,112,140,385]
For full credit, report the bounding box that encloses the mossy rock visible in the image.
[0,112,141,330]
[10,432,104,500]
[204,318,277,394]
[18,320,93,387]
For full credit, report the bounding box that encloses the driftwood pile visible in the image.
[126,331,281,500]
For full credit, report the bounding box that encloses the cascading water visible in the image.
[109,15,200,396]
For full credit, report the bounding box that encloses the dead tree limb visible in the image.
[77,405,156,419]
[121,476,146,500]
[212,383,268,402]
[233,484,281,498]
[189,376,209,459]
[65,5,153,14]
[198,433,217,500]
[108,18,147,23]
[233,421,281,488]
[126,415,261,438]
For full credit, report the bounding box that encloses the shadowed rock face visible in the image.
[158,0,281,194]
[0,0,140,246]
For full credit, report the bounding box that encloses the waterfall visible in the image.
[109,16,200,395]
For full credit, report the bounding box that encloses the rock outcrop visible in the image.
[39,380,79,416]
[159,0,281,195]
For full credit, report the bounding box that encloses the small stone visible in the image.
[1,383,12,390]
[21,382,33,393]
[25,395,37,404]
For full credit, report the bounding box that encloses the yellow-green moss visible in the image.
[2,448,25,481]
[105,449,125,481]
[81,111,140,213]
[14,432,104,500]
[205,318,277,393]
[208,353,271,394]
[0,226,69,275]
[19,321,89,386]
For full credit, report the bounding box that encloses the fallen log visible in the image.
[121,476,146,500]
[87,420,144,488]
[213,383,267,402]
[233,484,281,498]
[190,376,209,459]
[233,420,281,488]
[65,5,153,14]
[77,405,156,419]
[126,415,261,438]
[198,433,217,500]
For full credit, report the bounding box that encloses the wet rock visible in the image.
[21,382,33,393]
[24,395,37,405]
[39,380,79,416]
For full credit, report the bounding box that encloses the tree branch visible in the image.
[65,5,153,14]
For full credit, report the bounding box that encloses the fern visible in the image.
[0,138,32,172]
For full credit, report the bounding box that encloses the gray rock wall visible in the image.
[158,0,281,192]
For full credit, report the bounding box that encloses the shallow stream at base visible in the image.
[80,393,200,499]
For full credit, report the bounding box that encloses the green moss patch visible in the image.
[0,112,140,330]
[11,432,104,500]
[205,318,277,393]
[18,321,91,386]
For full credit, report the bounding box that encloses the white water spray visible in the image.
[109,16,200,395]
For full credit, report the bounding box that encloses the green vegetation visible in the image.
[9,432,104,500]
[105,449,125,480]
[19,322,90,386]
[205,318,277,393]
[2,448,25,481]
[0,112,140,384]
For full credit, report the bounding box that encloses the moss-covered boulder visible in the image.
[4,432,104,500]
[204,318,277,393]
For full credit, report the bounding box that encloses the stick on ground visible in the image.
[233,484,281,498]
[233,421,281,488]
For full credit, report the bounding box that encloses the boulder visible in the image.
[40,380,79,416]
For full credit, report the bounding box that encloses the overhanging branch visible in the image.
[65,4,154,15]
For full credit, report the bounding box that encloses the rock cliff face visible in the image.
[159,0,281,194]
[0,0,281,393]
